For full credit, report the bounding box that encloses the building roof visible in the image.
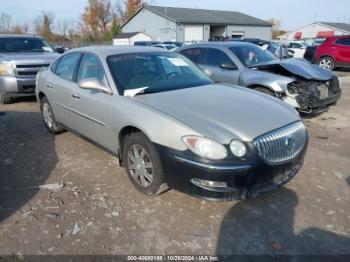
[319,22,350,33]
[125,5,271,27]
[114,32,147,39]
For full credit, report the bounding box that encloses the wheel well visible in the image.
[319,55,335,62]
[248,84,275,93]
[38,92,46,101]
[118,126,143,165]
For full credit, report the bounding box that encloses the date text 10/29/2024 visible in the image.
[127,256,219,261]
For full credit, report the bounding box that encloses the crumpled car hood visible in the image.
[134,84,300,143]
[251,58,333,81]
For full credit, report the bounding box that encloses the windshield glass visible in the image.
[107,52,212,95]
[229,45,277,67]
[0,37,53,53]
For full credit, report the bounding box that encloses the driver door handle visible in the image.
[47,84,54,89]
[72,93,80,99]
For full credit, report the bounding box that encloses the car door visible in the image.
[71,53,114,151]
[48,52,82,129]
[201,48,240,84]
[334,37,350,65]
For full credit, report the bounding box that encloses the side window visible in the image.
[55,53,81,81]
[77,54,107,86]
[205,48,233,67]
[180,48,205,64]
[336,38,350,46]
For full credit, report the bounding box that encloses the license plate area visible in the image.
[318,84,329,99]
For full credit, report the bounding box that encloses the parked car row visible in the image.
[177,42,341,114]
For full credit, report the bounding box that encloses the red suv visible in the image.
[314,35,350,70]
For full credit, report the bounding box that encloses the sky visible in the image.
[1,0,350,31]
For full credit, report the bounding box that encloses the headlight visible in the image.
[230,140,247,157]
[182,136,228,160]
[0,62,15,76]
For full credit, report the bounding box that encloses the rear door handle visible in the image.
[47,84,54,89]
[72,93,80,99]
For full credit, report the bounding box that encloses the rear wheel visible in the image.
[318,56,335,71]
[0,91,12,104]
[122,132,166,195]
[40,96,64,134]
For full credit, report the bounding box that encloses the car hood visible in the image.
[0,52,60,64]
[251,58,333,81]
[133,84,300,143]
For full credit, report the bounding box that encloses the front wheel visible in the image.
[40,96,64,134]
[122,132,166,195]
[318,57,335,71]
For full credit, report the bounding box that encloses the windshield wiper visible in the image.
[124,87,149,97]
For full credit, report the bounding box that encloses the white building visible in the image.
[113,32,152,46]
[278,22,350,41]
[121,5,272,42]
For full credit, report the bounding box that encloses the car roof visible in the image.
[181,41,257,49]
[0,34,42,38]
[66,45,172,57]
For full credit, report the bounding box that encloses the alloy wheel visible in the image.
[127,144,154,188]
[42,103,53,129]
[319,58,333,70]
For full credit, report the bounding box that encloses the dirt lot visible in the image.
[0,72,350,257]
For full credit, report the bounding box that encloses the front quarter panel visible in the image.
[240,68,294,93]
[112,96,202,151]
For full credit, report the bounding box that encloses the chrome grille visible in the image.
[253,122,306,165]
[15,64,49,77]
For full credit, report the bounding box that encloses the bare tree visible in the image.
[0,13,12,32]
[56,19,69,38]
[34,12,55,40]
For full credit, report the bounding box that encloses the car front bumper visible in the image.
[0,76,36,96]
[155,139,308,201]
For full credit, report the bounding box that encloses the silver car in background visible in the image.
[36,46,308,201]
[178,42,341,113]
[0,34,61,104]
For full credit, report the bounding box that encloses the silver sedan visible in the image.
[36,46,308,201]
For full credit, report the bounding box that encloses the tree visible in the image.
[34,12,55,40]
[81,0,113,40]
[267,18,286,40]
[0,13,12,33]
[125,0,144,21]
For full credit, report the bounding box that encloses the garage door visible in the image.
[184,25,204,42]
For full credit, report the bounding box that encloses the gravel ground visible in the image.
[0,73,349,257]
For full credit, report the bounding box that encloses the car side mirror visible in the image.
[220,63,237,70]
[79,78,112,95]
[54,47,65,54]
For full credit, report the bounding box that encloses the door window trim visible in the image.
[52,52,83,83]
[77,51,112,90]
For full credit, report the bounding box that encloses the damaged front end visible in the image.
[286,76,341,113]
[251,59,342,113]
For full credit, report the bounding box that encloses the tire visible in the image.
[40,96,64,134]
[318,56,335,71]
[254,86,274,96]
[0,90,12,104]
[122,132,166,196]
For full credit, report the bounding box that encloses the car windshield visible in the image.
[0,37,53,53]
[229,45,277,67]
[107,52,212,95]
